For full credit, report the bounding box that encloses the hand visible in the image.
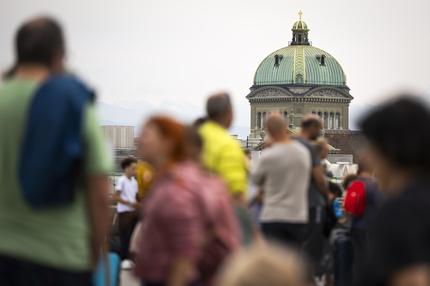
[132,202,141,209]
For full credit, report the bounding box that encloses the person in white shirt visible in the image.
[114,157,139,261]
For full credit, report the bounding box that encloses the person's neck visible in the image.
[299,131,311,141]
[273,135,291,145]
[125,173,133,180]
[14,64,50,83]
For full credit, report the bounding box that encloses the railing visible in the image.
[254,80,347,86]
[287,41,312,46]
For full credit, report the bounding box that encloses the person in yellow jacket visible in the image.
[199,93,254,245]
[198,93,248,203]
[135,160,154,201]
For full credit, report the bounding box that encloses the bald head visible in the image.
[206,92,233,128]
[266,114,288,141]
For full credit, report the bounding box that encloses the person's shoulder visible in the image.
[199,121,221,135]
[375,183,430,239]
[199,122,226,143]
[293,136,311,149]
[361,177,380,193]
[374,195,410,228]
[171,161,202,186]
[258,146,278,161]
[291,140,310,153]
[197,168,229,196]
[198,121,210,133]
[117,175,126,184]
[163,165,201,201]
[219,132,243,155]
[0,78,38,99]
[290,141,311,164]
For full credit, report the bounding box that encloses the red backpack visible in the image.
[344,180,367,217]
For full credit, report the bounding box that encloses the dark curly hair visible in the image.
[121,157,137,171]
[359,95,430,173]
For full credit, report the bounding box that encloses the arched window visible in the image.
[296,74,304,84]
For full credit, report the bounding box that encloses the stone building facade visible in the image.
[247,12,353,145]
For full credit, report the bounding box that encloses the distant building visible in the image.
[102,126,136,172]
[324,130,365,164]
[247,12,352,146]
[246,12,362,164]
[102,125,135,150]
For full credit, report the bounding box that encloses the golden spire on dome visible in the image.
[298,10,303,21]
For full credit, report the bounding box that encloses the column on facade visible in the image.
[317,111,323,127]
[329,112,334,129]
[323,112,328,129]
[335,112,340,129]
[343,105,349,130]
[257,112,261,129]
[262,112,267,129]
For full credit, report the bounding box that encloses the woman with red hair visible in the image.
[134,116,239,286]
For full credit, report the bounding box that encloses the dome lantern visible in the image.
[291,11,310,46]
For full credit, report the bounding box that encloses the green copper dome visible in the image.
[254,45,347,86]
[254,13,347,87]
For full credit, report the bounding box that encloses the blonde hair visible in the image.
[216,244,307,286]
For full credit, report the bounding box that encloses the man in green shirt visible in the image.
[0,17,112,285]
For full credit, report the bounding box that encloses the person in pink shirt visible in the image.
[134,116,239,286]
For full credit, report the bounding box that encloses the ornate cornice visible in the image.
[306,86,353,100]
[246,86,295,100]
[247,85,352,104]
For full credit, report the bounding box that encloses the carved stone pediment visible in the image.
[246,87,292,99]
[288,87,311,94]
[247,86,352,102]
[307,88,351,99]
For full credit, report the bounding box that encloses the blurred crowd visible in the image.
[1,16,430,286]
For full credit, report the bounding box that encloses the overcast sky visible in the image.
[1,0,430,137]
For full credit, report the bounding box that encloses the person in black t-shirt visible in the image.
[347,160,384,284]
[295,115,333,277]
[358,96,430,286]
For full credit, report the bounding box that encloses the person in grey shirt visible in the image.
[253,114,311,246]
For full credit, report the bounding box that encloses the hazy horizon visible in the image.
[1,0,429,138]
